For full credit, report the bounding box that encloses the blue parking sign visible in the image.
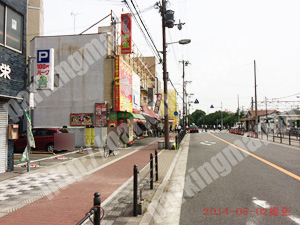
[37,50,50,63]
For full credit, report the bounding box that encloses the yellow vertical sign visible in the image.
[85,127,91,146]
[90,128,95,146]
[86,127,95,146]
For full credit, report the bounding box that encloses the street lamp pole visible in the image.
[162,0,169,149]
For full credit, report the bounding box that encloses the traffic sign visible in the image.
[194,99,199,104]
[174,111,178,116]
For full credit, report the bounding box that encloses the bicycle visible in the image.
[103,136,119,158]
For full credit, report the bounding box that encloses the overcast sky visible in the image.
[43,0,300,114]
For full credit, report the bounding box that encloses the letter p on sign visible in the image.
[37,50,50,63]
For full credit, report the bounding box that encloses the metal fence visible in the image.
[76,192,104,225]
[133,150,159,216]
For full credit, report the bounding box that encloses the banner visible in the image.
[25,111,35,148]
[85,127,95,146]
[114,56,133,112]
[121,13,132,54]
[19,111,35,163]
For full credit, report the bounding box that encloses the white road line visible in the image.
[252,197,300,225]
[252,197,270,208]
[288,215,300,224]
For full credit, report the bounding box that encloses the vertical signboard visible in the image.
[114,55,133,112]
[95,103,107,127]
[36,49,54,90]
[121,13,132,54]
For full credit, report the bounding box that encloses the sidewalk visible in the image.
[0,133,181,225]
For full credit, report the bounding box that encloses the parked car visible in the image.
[189,125,199,133]
[14,128,64,153]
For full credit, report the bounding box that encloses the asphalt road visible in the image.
[180,131,300,225]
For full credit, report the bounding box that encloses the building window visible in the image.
[0,4,23,52]
[0,4,4,44]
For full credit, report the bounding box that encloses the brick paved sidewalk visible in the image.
[0,134,178,225]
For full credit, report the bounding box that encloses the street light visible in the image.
[166,39,191,47]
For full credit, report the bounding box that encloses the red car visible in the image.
[14,128,64,153]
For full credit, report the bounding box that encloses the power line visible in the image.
[123,0,162,62]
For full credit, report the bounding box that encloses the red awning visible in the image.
[141,106,159,119]
[132,109,141,114]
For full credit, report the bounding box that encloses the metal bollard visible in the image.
[133,165,138,216]
[280,133,282,143]
[94,192,101,225]
[155,149,158,181]
[175,136,178,149]
[150,153,153,190]
[289,132,291,145]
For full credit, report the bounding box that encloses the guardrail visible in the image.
[76,192,104,225]
[272,132,300,147]
[133,150,159,216]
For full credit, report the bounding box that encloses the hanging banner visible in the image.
[36,49,54,90]
[121,13,132,54]
[114,55,133,112]
[25,111,35,148]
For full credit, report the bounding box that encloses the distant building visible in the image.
[27,0,44,59]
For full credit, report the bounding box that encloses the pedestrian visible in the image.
[177,124,181,133]
[205,124,207,132]
[213,125,216,131]
[61,125,69,133]
[218,124,221,131]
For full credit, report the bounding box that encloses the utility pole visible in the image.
[265,96,268,140]
[180,60,189,134]
[251,97,254,111]
[161,0,169,149]
[254,60,258,134]
[238,95,240,122]
[221,101,223,129]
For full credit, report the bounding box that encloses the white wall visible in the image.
[30,33,108,127]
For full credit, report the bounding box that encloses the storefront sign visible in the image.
[70,113,93,126]
[0,63,11,80]
[95,103,107,127]
[114,55,133,112]
[36,49,54,90]
[121,13,132,54]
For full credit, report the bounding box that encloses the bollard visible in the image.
[155,149,158,181]
[94,192,101,225]
[289,132,291,145]
[280,133,282,143]
[150,153,153,190]
[133,165,138,216]
[175,136,178,149]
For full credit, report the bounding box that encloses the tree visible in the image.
[189,110,206,126]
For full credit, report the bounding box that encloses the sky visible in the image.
[43,0,300,114]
